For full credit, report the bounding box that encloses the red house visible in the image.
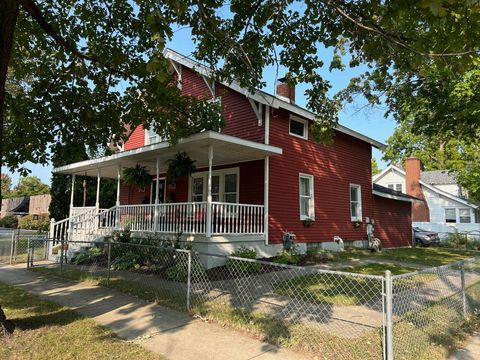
[52,49,414,260]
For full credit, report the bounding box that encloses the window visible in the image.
[289,116,308,139]
[299,174,314,220]
[192,177,204,202]
[350,184,362,221]
[224,173,238,203]
[146,127,163,145]
[459,208,472,224]
[387,183,403,192]
[190,168,239,203]
[445,208,456,223]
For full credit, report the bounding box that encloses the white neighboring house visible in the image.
[373,158,479,237]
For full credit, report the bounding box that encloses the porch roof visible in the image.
[53,131,283,179]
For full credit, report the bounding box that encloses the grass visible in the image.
[194,301,384,360]
[332,246,476,267]
[0,282,165,360]
[339,263,417,276]
[32,267,187,311]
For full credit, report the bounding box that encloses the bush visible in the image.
[71,247,103,265]
[0,214,18,228]
[272,250,302,265]
[19,214,50,231]
[166,260,205,282]
[226,246,261,274]
[110,252,143,271]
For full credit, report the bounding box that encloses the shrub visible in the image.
[71,247,103,265]
[19,214,50,231]
[110,252,143,271]
[226,246,261,274]
[0,214,18,228]
[272,250,302,265]
[166,260,205,282]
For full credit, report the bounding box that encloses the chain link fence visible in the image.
[24,239,480,360]
[0,230,47,264]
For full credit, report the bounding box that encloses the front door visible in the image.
[151,179,166,203]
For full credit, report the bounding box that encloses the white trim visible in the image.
[163,48,385,149]
[387,183,403,193]
[53,131,283,175]
[265,105,270,145]
[289,115,308,140]
[374,165,478,209]
[188,167,240,203]
[264,156,269,244]
[350,183,362,222]
[299,173,315,220]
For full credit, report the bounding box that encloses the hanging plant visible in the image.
[166,152,196,184]
[122,165,151,190]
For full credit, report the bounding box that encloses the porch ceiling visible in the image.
[53,131,283,179]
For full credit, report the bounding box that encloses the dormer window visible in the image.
[289,115,308,139]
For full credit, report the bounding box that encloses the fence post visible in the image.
[461,261,467,318]
[186,250,192,311]
[385,270,394,360]
[27,238,31,269]
[106,242,112,286]
[9,229,15,265]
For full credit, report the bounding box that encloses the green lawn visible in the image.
[32,266,187,311]
[0,282,165,360]
[332,247,476,267]
[339,263,417,276]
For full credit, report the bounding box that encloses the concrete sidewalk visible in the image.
[448,333,480,360]
[0,264,308,360]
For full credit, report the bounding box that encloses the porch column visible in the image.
[206,145,213,238]
[95,169,101,213]
[154,157,160,231]
[116,165,121,229]
[264,156,269,245]
[69,174,76,218]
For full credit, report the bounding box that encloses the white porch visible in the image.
[50,131,282,244]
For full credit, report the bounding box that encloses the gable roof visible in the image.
[373,165,478,209]
[421,170,457,185]
[163,48,385,150]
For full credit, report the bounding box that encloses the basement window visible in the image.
[289,116,308,139]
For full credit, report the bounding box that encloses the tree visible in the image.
[0,0,223,203]
[384,127,480,203]
[372,159,381,176]
[11,176,49,197]
[0,174,12,198]
[3,1,480,202]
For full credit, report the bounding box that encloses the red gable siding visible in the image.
[268,108,374,245]
[124,125,145,150]
[373,196,412,248]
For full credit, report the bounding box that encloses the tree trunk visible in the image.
[0,0,20,209]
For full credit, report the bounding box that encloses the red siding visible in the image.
[373,196,412,248]
[119,160,263,205]
[268,108,374,245]
[124,125,145,150]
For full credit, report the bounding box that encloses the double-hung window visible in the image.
[459,208,472,223]
[444,208,456,223]
[299,174,314,220]
[350,184,362,221]
[387,183,403,192]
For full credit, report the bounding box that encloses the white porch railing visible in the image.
[55,202,265,244]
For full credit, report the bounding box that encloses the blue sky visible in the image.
[4,25,396,187]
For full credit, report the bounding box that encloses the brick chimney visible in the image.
[405,157,430,222]
[276,77,295,104]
